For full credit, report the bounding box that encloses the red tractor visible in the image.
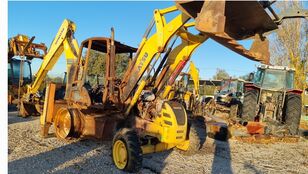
[242,64,302,135]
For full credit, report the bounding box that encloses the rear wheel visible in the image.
[242,89,258,121]
[180,118,206,155]
[112,128,142,172]
[283,93,302,135]
[54,108,72,139]
[54,108,82,140]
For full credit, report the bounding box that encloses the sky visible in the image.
[9,1,266,79]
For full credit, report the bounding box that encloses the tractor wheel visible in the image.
[112,128,142,173]
[180,119,206,155]
[229,104,238,119]
[230,100,243,118]
[242,89,258,121]
[283,93,302,135]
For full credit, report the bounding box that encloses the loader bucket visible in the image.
[175,0,278,40]
[176,0,276,64]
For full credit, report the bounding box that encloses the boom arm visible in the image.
[120,6,190,114]
[154,27,208,98]
[26,19,79,95]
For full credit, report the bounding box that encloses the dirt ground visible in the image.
[8,108,308,174]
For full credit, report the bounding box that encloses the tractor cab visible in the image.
[253,64,295,90]
[242,64,302,135]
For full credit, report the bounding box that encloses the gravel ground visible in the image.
[8,110,308,174]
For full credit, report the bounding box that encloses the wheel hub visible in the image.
[54,108,72,139]
[113,140,127,169]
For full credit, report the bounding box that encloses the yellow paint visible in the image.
[162,85,173,98]
[158,29,208,97]
[125,80,146,115]
[189,61,200,96]
[176,140,190,151]
[113,140,128,169]
[27,19,79,94]
[125,6,190,113]
[140,101,188,154]
[142,142,176,154]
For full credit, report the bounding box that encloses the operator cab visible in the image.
[70,36,137,106]
[8,58,32,86]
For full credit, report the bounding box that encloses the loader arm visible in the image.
[153,26,208,99]
[26,19,79,96]
[120,6,190,114]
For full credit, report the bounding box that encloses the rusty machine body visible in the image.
[39,1,308,172]
[242,64,303,135]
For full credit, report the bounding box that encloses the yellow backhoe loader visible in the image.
[36,1,308,172]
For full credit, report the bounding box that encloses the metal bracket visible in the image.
[275,8,308,25]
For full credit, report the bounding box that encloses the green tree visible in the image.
[86,49,131,83]
[212,68,230,80]
[115,53,130,78]
[87,50,106,77]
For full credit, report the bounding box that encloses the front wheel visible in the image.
[283,93,302,135]
[112,128,142,172]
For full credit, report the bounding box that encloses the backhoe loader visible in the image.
[8,34,47,104]
[37,1,308,172]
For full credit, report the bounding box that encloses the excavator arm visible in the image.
[26,19,79,95]
[20,19,79,117]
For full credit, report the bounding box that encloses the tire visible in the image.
[112,128,142,173]
[180,118,206,155]
[242,89,258,121]
[230,100,243,118]
[283,93,302,135]
[229,104,238,119]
